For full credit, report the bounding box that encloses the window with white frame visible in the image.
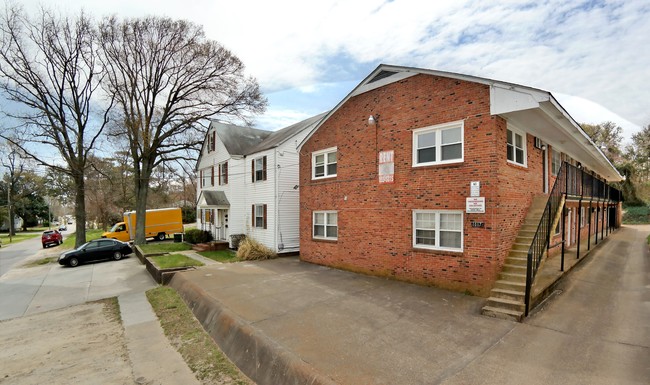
[218,161,228,185]
[413,210,463,251]
[580,207,585,228]
[313,211,338,240]
[253,204,266,228]
[312,148,337,179]
[506,128,526,166]
[201,167,213,187]
[254,157,265,182]
[413,121,464,166]
[551,149,562,175]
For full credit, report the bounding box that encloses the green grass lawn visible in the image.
[150,253,204,269]
[139,242,193,254]
[0,232,40,245]
[198,249,240,263]
[146,287,251,384]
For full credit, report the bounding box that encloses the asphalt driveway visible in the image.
[172,225,650,385]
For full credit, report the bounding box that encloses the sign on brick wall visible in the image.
[466,197,485,213]
[379,150,394,184]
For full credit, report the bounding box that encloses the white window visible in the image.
[507,127,526,166]
[218,162,228,185]
[312,147,337,179]
[551,149,561,175]
[580,207,585,228]
[201,167,213,187]
[254,157,265,182]
[313,211,338,240]
[253,204,266,228]
[413,210,463,251]
[412,121,464,167]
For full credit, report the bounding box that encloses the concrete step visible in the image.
[505,256,527,266]
[481,305,524,322]
[494,279,526,292]
[485,296,525,312]
[511,242,532,251]
[498,272,526,282]
[508,249,528,258]
[502,264,527,274]
[490,288,525,302]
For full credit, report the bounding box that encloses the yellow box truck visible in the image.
[102,208,183,242]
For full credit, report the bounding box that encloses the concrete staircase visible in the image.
[481,195,548,321]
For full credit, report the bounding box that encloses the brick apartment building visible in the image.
[297,64,622,317]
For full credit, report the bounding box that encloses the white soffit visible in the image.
[490,85,550,115]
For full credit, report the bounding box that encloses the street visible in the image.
[0,233,45,277]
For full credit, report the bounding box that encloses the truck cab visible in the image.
[102,222,130,242]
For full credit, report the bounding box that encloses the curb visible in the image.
[169,272,337,385]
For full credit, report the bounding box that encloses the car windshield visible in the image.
[109,223,122,232]
[77,242,92,250]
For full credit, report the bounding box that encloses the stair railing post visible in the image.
[577,168,584,260]
[525,250,532,317]
[561,165,568,271]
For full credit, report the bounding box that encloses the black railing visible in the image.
[524,162,622,316]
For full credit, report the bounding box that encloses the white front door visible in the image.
[217,209,228,241]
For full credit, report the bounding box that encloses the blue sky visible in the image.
[19,0,650,142]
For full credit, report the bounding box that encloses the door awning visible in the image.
[198,190,230,207]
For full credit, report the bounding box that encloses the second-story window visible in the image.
[218,162,228,185]
[507,127,526,167]
[312,147,337,179]
[252,156,267,182]
[412,121,464,167]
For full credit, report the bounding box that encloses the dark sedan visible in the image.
[58,239,133,267]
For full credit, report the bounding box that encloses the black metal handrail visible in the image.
[524,162,622,316]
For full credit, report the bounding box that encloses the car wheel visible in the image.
[42,243,47,248]
[68,257,79,267]
[113,251,123,261]
[157,233,165,241]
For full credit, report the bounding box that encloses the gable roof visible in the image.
[244,112,327,155]
[212,122,272,156]
[196,113,328,170]
[298,64,623,181]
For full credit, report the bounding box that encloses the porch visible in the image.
[530,226,612,309]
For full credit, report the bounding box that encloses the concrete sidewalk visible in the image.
[0,251,200,385]
[170,225,649,385]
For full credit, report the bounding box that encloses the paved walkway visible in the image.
[171,225,649,385]
[0,249,200,385]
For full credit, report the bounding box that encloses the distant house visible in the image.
[196,113,325,253]
[297,64,623,319]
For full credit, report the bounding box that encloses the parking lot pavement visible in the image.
[171,225,650,385]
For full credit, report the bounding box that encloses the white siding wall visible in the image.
[274,130,310,252]
[245,149,277,251]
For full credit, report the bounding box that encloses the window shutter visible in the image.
[251,159,255,182]
[251,205,255,227]
[211,132,216,152]
[262,156,267,180]
[224,162,228,184]
[218,164,221,185]
[200,170,203,188]
[211,166,214,186]
[263,204,267,229]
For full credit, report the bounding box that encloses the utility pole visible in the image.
[7,180,11,243]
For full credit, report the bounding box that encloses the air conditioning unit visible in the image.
[534,137,544,149]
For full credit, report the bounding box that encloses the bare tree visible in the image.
[0,5,113,246]
[99,16,266,244]
[0,143,24,236]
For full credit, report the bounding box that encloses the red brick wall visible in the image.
[299,74,543,296]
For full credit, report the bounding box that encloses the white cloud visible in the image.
[17,0,650,133]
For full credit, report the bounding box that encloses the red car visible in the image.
[42,230,63,248]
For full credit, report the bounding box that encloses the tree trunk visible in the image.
[74,173,87,248]
[133,161,152,246]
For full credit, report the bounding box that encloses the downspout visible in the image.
[275,148,281,252]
